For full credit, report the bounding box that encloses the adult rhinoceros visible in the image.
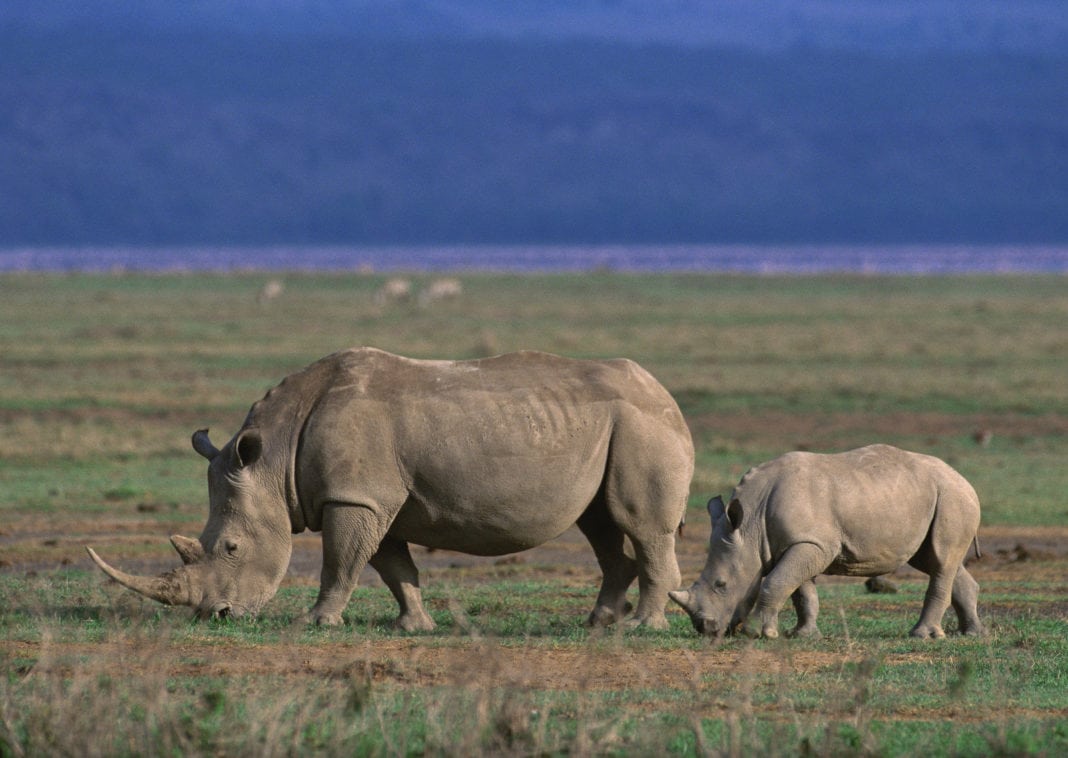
[89,347,694,630]
[670,445,984,639]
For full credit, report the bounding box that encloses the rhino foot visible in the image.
[394,611,436,632]
[909,623,946,639]
[587,601,634,627]
[786,624,821,639]
[301,609,345,627]
[623,612,670,631]
[736,623,781,639]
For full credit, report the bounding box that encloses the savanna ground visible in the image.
[1,271,1067,755]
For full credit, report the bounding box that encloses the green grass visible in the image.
[3,568,1068,756]
[3,271,1067,522]
[2,271,1067,755]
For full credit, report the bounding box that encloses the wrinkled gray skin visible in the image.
[88,348,694,630]
[670,445,984,639]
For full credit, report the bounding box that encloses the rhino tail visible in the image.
[972,535,982,560]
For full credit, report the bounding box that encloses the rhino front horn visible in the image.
[86,547,195,607]
[668,589,695,612]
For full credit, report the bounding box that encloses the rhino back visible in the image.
[744,445,976,576]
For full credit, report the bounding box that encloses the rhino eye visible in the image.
[224,539,239,555]
[713,579,727,589]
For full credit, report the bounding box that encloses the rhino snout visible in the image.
[696,616,725,637]
[683,610,724,637]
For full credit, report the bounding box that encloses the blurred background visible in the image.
[2,1,1067,265]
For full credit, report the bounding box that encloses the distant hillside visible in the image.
[2,18,1066,245]
[3,0,1067,52]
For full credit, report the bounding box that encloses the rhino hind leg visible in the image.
[907,559,956,638]
[908,542,978,638]
[626,531,681,630]
[369,536,436,632]
[950,565,985,636]
[577,507,637,626]
[909,577,951,638]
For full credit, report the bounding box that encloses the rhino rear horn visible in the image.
[170,534,205,565]
[668,589,695,612]
[707,495,725,520]
[86,547,196,607]
[192,429,220,460]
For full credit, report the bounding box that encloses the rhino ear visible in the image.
[726,498,745,531]
[233,429,263,469]
[707,495,726,521]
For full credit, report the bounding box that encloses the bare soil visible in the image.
[8,636,869,690]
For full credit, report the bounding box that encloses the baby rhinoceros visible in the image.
[670,445,985,639]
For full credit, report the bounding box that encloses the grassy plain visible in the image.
[1,271,1067,755]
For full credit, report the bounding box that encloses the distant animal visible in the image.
[670,445,984,639]
[418,277,463,307]
[256,279,284,304]
[89,348,694,631]
[374,277,412,306]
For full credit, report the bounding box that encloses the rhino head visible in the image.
[669,495,764,637]
[88,428,293,620]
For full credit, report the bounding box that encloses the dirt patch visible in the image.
[0,637,922,692]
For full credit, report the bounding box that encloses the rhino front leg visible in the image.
[787,578,821,638]
[306,502,391,626]
[369,536,435,632]
[748,542,829,639]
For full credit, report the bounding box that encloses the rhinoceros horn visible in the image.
[170,534,205,565]
[192,428,220,460]
[668,589,695,612]
[86,547,196,606]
